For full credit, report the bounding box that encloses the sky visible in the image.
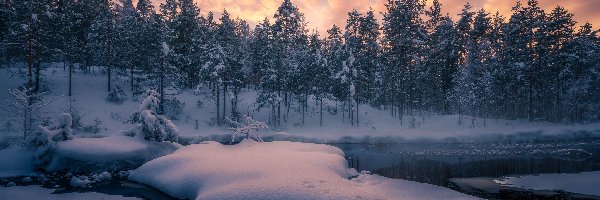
[149,0,600,31]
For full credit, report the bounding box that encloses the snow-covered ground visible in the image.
[130,139,478,199]
[494,171,600,196]
[1,67,598,145]
[47,136,181,172]
[0,185,139,200]
[0,147,34,178]
[0,136,179,178]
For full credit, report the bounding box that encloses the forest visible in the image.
[1,0,599,130]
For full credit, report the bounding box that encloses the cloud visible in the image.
[148,0,598,31]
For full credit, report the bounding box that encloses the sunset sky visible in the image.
[149,0,599,31]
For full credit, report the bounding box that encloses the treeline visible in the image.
[1,0,599,127]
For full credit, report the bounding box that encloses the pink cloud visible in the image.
[147,0,598,31]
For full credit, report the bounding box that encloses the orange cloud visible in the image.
[148,0,599,31]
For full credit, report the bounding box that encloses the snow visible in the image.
[70,171,112,188]
[227,115,268,142]
[0,147,34,178]
[494,171,600,196]
[129,140,479,200]
[161,42,170,56]
[353,173,477,199]
[0,185,139,200]
[46,135,181,172]
[1,67,597,145]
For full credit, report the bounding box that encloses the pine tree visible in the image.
[563,23,599,122]
[87,0,115,92]
[382,0,427,123]
[426,15,460,114]
[453,9,494,125]
[253,18,281,128]
[271,0,308,128]
[172,0,200,88]
[359,9,381,107]
[114,0,139,95]
[541,6,575,122]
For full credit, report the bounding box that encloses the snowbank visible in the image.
[495,171,600,196]
[0,147,34,178]
[353,172,478,199]
[130,140,478,199]
[46,136,181,172]
[0,185,139,200]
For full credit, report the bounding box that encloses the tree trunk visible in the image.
[130,67,134,96]
[216,84,220,126]
[34,60,40,93]
[356,99,359,127]
[319,96,323,127]
[27,38,33,88]
[159,56,165,115]
[107,65,111,92]
[69,62,72,97]
[350,100,353,126]
[223,81,227,123]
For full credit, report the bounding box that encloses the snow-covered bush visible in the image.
[227,116,268,143]
[129,90,179,142]
[48,113,74,141]
[27,126,55,166]
[106,84,126,103]
[26,113,74,166]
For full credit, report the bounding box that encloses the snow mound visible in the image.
[352,172,478,199]
[495,171,600,196]
[46,136,181,173]
[0,147,34,178]
[129,140,478,199]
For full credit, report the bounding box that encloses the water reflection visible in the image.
[334,139,600,187]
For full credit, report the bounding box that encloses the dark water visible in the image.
[333,139,600,187]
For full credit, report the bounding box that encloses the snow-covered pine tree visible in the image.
[171,0,200,88]
[114,0,138,95]
[129,90,179,142]
[216,10,242,122]
[452,9,494,126]
[253,18,282,128]
[563,23,600,122]
[382,0,427,123]
[308,32,331,127]
[324,24,345,118]
[344,10,362,126]
[540,6,576,122]
[358,9,381,107]
[87,0,115,92]
[425,15,460,114]
[135,0,163,90]
[272,0,309,127]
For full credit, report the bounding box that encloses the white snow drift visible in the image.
[46,135,181,172]
[129,140,478,200]
[495,171,600,196]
